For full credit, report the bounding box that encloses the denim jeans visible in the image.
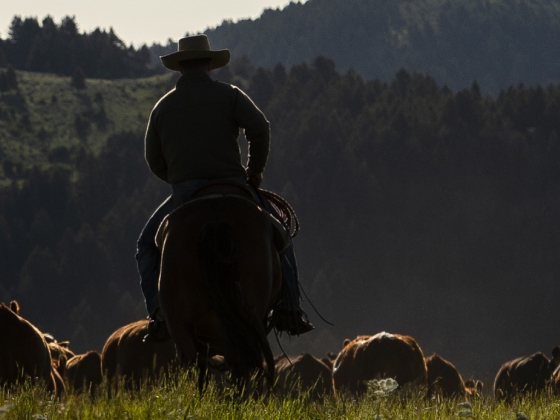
[250,187,301,311]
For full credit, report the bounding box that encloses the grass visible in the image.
[0,69,177,184]
[2,373,560,420]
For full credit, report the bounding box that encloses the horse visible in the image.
[158,189,283,393]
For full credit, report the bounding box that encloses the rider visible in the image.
[137,34,314,342]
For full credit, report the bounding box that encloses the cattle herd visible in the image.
[1,300,560,403]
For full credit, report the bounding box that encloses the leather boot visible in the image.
[143,307,171,343]
[271,251,314,336]
[270,308,314,336]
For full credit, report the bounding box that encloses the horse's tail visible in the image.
[197,222,275,389]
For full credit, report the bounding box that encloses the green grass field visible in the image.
[2,373,560,420]
[0,70,175,185]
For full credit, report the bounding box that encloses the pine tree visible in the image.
[6,64,17,90]
[71,65,86,89]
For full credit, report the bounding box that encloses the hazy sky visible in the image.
[1,0,304,47]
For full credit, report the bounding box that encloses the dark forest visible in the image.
[1,54,559,384]
[0,15,160,79]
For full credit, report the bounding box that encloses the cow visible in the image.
[425,353,467,400]
[320,352,338,370]
[493,346,560,402]
[0,301,64,394]
[101,319,178,391]
[48,340,75,377]
[274,352,334,400]
[464,378,484,399]
[65,351,103,395]
[332,332,428,397]
[552,365,560,395]
[43,335,102,396]
[9,305,75,381]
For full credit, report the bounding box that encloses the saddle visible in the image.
[155,182,290,253]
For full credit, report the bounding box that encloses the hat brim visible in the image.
[160,49,230,71]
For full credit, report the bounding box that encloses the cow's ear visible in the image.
[9,300,19,315]
[552,346,560,359]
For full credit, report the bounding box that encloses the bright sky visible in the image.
[0,0,304,47]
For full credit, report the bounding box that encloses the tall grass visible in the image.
[1,373,560,419]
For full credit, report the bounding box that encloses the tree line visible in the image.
[1,57,560,377]
[196,0,560,94]
[0,16,161,79]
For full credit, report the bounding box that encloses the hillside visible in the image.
[186,0,560,94]
[4,1,559,95]
[0,70,176,185]
[0,15,159,79]
[1,60,560,380]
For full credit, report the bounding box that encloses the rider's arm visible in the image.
[145,109,169,183]
[233,88,270,174]
[246,168,263,189]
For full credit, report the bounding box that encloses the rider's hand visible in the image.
[246,168,263,189]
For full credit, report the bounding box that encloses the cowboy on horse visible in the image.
[135,34,314,343]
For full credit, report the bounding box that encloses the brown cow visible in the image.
[65,351,103,395]
[332,332,428,397]
[552,365,560,395]
[464,378,484,399]
[425,353,467,400]
[493,346,560,402]
[0,301,63,394]
[275,352,334,400]
[320,352,338,370]
[11,306,75,383]
[101,319,178,390]
[48,341,75,377]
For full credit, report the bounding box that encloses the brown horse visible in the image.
[158,193,282,392]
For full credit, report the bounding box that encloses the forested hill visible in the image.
[195,0,560,94]
[4,0,560,94]
[1,59,560,379]
[0,16,161,79]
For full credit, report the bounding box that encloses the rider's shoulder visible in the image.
[212,79,245,93]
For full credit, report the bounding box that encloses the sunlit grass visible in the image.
[0,70,176,179]
[2,373,560,419]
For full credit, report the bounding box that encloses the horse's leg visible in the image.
[196,355,208,394]
[167,319,200,386]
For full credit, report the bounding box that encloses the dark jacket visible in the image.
[145,71,270,184]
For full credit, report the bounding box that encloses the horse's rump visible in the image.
[159,196,282,389]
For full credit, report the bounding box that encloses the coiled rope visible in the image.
[258,188,300,239]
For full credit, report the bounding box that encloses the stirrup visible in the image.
[270,308,314,336]
[143,315,171,343]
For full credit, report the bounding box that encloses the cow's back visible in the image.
[0,303,56,392]
[333,332,427,396]
[493,352,551,401]
[101,319,177,389]
[66,351,103,394]
[552,365,560,395]
[275,352,333,399]
[425,353,467,399]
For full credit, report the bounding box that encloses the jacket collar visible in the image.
[176,71,212,88]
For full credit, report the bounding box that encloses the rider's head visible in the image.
[159,34,230,73]
[178,58,212,75]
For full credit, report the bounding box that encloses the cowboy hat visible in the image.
[160,34,230,71]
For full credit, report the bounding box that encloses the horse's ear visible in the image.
[342,338,351,348]
[58,341,70,348]
[9,300,19,315]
